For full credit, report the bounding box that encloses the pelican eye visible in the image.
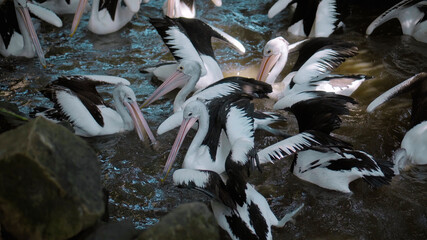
[178,66,184,71]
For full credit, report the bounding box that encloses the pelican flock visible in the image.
[1,0,426,239]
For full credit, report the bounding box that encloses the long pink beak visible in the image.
[166,0,175,17]
[70,0,88,37]
[124,101,157,145]
[256,54,280,82]
[141,70,190,108]
[162,116,198,181]
[17,6,46,68]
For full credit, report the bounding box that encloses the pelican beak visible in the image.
[256,54,280,82]
[162,116,198,181]
[17,6,46,68]
[211,0,222,7]
[166,0,174,17]
[124,101,158,145]
[141,70,190,108]
[70,0,88,37]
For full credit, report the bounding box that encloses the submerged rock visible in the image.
[138,202,219,240]
[0,117,105,240]
[0,101,28,134]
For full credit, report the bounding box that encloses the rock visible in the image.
[0,101,28,134]
[0,117,105,240]
[137,202,219,240]
[83,220,139,240]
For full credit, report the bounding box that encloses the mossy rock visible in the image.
[138,202,219,240]
[0,117,104,240]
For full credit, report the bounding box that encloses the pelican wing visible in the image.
[173,169,236,209]
[257,130,347,164]
[366,0,422,35]
[149,17,205,73]
[0,1,20,48]
[174,17,246,56]
[27,2,62,27]
[206,24,245,54]
[291,37,352,71]
[278,91,357,134]
[82,75,131,85]
[268,0,293,18]
[99,0,119,21]
[311,0,338,37]
[367,72,427,112]
[48,88,104,128]
[292,43,358,84]
[41,75,130,127]
[220,98,257,172]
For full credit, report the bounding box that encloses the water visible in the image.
[1,1,426,239]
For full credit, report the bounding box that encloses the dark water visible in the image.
[1,1,427,239]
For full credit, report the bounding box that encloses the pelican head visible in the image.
[114,84,157,145]
[141,60,202,108]
[162,100,205,181]
[257,36,289,84]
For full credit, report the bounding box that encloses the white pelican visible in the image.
[367,72,427,173]
[257,37,369,100]
[0,0,63,67]
[163,0,222,18]
[366,0,427,43]
[71,0,142,36]
[34,75,157,144]
[267,0,349,37]
[143,17,245,91]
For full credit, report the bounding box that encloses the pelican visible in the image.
[0,0,63,67]
[366,0,427,43]
[267,0,349,37]
[257,37,369,100]
[35,0,90,14]
[34,75,157,144]
[367,72,427,173]
[164,99,340,239]
[143,17,245,91]
[173,168,304,240]
[71,0,142,36]
[163,0,222,18]
[273,87,395,193]
[291,147,395,193]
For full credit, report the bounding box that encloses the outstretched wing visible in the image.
[292,43,358,84]
[257,130,349,164]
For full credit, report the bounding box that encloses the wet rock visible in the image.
[0,117,105,240]
[137,202,219,240]
[82,220,139,240]
[0,101,28,134]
